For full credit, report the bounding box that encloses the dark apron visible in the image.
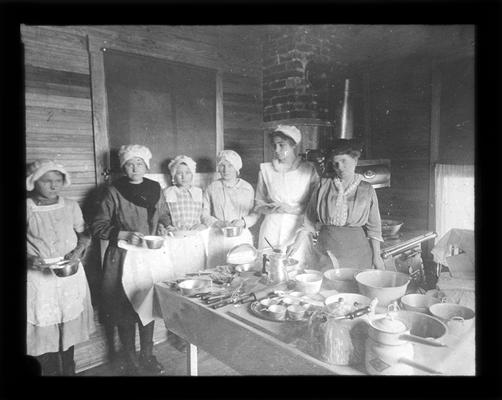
[317,225,372,269]
[99,245,139,325]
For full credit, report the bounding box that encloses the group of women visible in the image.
[26,124,384,376]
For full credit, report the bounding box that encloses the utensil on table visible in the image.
[397,358,442,375]
[332,306,373,321]
[264,237,278,252]
[211,292,257,309]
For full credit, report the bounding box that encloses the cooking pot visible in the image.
[367,313,446,347]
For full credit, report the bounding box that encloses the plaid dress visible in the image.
[163,185,204,230]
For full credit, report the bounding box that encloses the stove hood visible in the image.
[301,78,391,188]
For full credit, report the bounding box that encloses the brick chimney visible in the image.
[262,26,341,159]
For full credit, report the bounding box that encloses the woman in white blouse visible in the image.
[203,150,258,267]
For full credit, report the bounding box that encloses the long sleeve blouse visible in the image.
[202,179,258,228]
[303,177,383,242]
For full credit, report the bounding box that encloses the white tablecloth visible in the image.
[119,232,207,325]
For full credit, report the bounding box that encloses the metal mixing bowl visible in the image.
[51,259,79,278]
[355,270,410,306]
[221,226,243,237]
[178,278,211,296]
[143,235,165,249]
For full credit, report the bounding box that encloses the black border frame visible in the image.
[1,1,501,399]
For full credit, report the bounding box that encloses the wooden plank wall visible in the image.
[365,57,433,230]
[23,26,96,202]
[21,24,263,373]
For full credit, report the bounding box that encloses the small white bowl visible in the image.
[401,293,441,314]
[287,305,307,320]
[295,273,323,294]
[267,304,287,320]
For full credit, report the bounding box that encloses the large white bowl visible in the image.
[355,270,410,306]
[295,273,323,294]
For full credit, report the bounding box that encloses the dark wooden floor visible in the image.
[78,340,239,376]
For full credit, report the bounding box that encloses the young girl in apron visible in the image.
[26,159,95,375]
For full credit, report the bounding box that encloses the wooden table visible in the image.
[154,283,475,376]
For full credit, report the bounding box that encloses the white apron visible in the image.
[257,161,317,266]
[27,259,87,327]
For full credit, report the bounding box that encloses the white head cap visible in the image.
[168,155,197,177]
[273,125,302,145]
[26,159,71,191]
[118,144,152,170]
[217,150,243,173]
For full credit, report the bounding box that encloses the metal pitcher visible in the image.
[262,250,288,284]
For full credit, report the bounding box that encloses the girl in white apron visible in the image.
[255,125,319,266]
[26,159,95,375]
[202,150,258,268]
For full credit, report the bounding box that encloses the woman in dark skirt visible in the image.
[91,145,171,375]
[288,140,385,270]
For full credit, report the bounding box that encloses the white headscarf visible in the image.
[217,150,242,173]
[168,155,197,177]
[118,144,152,169]
[274,125,302,144]
[26,159,71,191]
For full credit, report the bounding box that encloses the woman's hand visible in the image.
[274,202,302,214]
[157,223,168,236]
[64,245,85,263]
[256,203,279,215]
[212,220,227,229]
[230,218,245,228]
[191,223,207,231]
[27,255,46,271]
[118,231,144,246]
[372,254,385,270]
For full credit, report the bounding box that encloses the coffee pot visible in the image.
[262,249,288,284]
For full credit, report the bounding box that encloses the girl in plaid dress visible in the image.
[162,155,207,233]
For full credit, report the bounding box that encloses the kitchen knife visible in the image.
[211,293,257,309]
